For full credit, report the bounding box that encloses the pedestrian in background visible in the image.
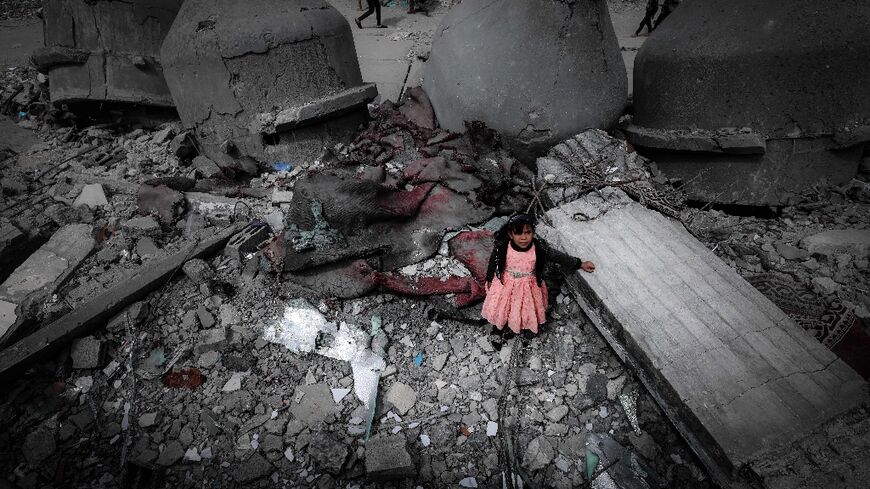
[634,0,659,36]
[355,0,387,28]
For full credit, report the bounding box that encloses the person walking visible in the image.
[653,0,673,30]
[634,0,659,36]
[355,0,387,28]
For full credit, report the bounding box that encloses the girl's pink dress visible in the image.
[482,244,548,334]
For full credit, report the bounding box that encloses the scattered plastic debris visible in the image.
[486,421,498,437]
[273,162,293,172]
[262,300,385,408]
[414,352,423,367]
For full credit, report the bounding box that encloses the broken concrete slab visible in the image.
[0,224,242,379]
[195,327,226,355]
[72,183,109,208]
[233,452,273,483]
[289,383,339,426]
[192,155,223,179]
[138,185,186,225]
[540,187,867,487]
[122,216,161,237]
[0,224,95,344]
[385,381,417,416]
[70,336,103,369]
[802,229,870,258]
[365,434,415,481]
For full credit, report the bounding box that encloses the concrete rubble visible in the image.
[0,1,868,489]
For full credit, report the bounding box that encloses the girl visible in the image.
[482,214,595,348]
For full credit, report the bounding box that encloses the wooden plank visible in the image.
[0,225,242,379]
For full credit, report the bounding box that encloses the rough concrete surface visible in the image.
[162,0,372,166]
[424,0,628,162]
[36,0,182,107]
[630,0,870,205]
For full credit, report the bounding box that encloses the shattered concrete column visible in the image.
[33,0,183,108]
[160,0,378,169]
[629,0,870,205]
[423,0,627,162]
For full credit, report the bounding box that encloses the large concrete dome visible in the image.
[423,0,627,162]
[161,0,376,166]
[628,0,870,205]
[34,0,182,107]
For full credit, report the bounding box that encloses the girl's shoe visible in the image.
[490,337,504,351]
[521,330,537,340]
[502,329,516,340]
[489,325,502,336]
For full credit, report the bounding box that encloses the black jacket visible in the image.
[485,237,581,287]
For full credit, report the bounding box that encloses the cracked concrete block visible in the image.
[73,183,109,208]
[161,0,377,166]
[37,0,182,108]
[631,0,870,205]
[424,0,626,162]
[365,434,415,481]
[385,381,417,416]
[70,336,103,369]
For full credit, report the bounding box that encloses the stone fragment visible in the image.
[802,229,870,257]
[222,371,248,392]
[22,419,56,465]
[486,421,498,437]
[233,452,273,483]
[182,258,212,283]
[137,184,186,224]
[433,352,449,371]
[184,447,201,462]
[774,241,809,261]
[193,155,223,178]
[196,306,216,328]
[122,216,161,237]
[365,434,416,481]
[153,126,176,145]
[70,336,103,369]
[546,405,569,423]
[73,183,109,208]
[385,382,417,415]
[197,350,221,368]
[156,440,184,466]
[195,327,226,355]
[459,477,478,488]
[290,384,338,426]
[585,373,608,403]
[308,432,349,474]
[170,132,196,159]
[813,276,840,296]
[522,435,554,472]
[475,336,494,353]
[271,189,294,204]
[135,237,159,257]
[139,412,158,428]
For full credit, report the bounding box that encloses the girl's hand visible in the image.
[581,261,596,273]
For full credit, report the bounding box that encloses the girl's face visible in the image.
[509,224,534,248]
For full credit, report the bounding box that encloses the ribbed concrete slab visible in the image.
[539,188,867,487]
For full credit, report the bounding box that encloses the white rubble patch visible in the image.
[397,254,471,279]
[262,300,385,408]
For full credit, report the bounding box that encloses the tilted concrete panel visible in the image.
[423,0,627,163]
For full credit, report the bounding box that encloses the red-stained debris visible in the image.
[163,368,203,389]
